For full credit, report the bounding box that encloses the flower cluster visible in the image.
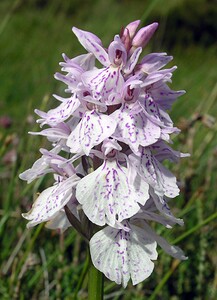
[20,20,188,287]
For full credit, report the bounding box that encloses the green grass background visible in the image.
[0,0,216,299]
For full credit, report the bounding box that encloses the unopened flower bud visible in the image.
[132,22,158,49]
[124,20,141,39]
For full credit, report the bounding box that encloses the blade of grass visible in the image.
[0,0,23,35]
[172,211,217,245]
[140,0,162,23]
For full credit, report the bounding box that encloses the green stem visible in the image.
[88,253,104,300]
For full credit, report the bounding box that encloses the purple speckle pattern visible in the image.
[111,102,161,153]
[72,27,110,67]
[67,110,117,155]
[82,66,124,104]
[76,160,149,226]
[139,93,172,127]
[129,147,179,198]
[22,175,78,228]
[124,47,142,74]
[90,223,157,287]
[35,96,80,127]
[150,191,184,226]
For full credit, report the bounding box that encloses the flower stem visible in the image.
[88,252,104,300]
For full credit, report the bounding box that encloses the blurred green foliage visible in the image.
[0,0,216,299]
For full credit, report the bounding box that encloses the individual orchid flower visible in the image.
[90,221,158,288]
[90,208,187,287]
[34,94,81,127]
[73,27,145,105]
[22,173,80,228]
[66,99,117,155]
[76,140,149,226]
[111,101,161,154]
[128,146,180,198]
[55,52,96,93]
[19,145,78,183]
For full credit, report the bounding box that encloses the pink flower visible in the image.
[20,20,188,287]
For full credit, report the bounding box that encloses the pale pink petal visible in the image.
[139,94,173,128]
[133,211,174,228]
[150,141,190,163]
[138,53,173,73]
[124,20,141,38]
[123,47,142,74]
[29,123,70,141]
[149,190,184,226]
[19,158,51,183]
[61,53,95,71]
[35,96,80,127]
[160,126,180,143]
[19,147,62,183]
[72,27,103,46]
[148,81,186,110]
[132,22,158,48]
[54,72,80,91]
[72,27,110,66]
[141,70,173,88]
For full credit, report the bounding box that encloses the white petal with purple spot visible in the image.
[76,159,149,226]
[90,223,157,287]
[35,96,80,127]
[139,94,173,128]
[67,110,117,155]
[111,103,161,153]
[72,27,110,66]
[82,67,124,104]
[129,148,179,198]
[22,175,79,228]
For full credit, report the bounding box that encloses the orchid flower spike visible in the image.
[20,20,188,288]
